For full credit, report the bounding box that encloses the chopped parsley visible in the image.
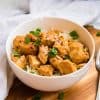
[69,30,79,39]
[25,37,31,44]
[48,48,58,57]
[58,92,64,100]
[34,39,41,46]
[33,92,42,100]
[36,28,41,32]
[96,32,100,36]
[30,28,41,37]
[12,50,20,57]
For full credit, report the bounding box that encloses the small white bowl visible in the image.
[6,17,95,91]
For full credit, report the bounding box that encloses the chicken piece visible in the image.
[70,49,89,64]
[49,55,63,69]
[26,34,37,41]
[68,40,84,51]
[38,45,49,64]
[19,42,37,55]
[28,55,41,69]
[37,65,54,76]
[53,38,69,56]
[69,42,89,64]
[13,36,25,50]
[40,31,58,46]
[13,36,37,55]
[15,55,26,69]
[69,41,89,64]
[57,60,77,74]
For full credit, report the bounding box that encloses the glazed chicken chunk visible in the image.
[49,55,63,69]
[69,49,89,64]
[68,40,83,51]
[18,42,37,55]
[38,45,49,64]
[53,38,69,56]
[57,60,77,74]
[37,65,54,76]
[28,55,41,69]
[13,36,25,50]
[13,36,37,55]
[40,31,58,46]
[14,55,26,69]
[69,41,89,64]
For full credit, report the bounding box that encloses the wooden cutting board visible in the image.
[6,26,100,100]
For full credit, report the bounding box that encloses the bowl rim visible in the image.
[6,16,95,79]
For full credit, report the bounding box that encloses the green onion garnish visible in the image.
[34,39,41,46]
[12,50,20,57]
[30,28,41,37]
[36,28,41,32]
[69,30,79,39]
[48,48,58,57]
[25,37,31,44]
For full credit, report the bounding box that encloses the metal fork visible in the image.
[96,48,100,100]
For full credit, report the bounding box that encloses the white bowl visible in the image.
[6,17,95,91]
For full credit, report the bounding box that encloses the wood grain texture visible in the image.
[6,26,99,100]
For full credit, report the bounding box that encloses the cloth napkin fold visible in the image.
[0,1,100,100]
[0,15,32,100]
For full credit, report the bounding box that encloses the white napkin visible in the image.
[0,15,32,100]
[30,1,99,25]
[0,1,100,100]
